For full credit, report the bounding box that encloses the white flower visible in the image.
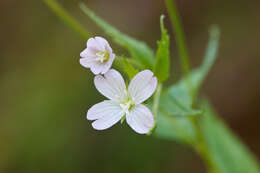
[87,69,157,134]
[80,37,115,75]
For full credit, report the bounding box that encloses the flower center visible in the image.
[119,98,134,114]
[95,51,109,63]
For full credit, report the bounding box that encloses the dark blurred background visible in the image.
[0,0,260,172]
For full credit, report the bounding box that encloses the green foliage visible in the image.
[121,57,139,79]
[44,1,260,172]
[113,57,139,79]
[200,100,260,173]
[154,26,220,143]
[154,15,170,82]
[165,0,190,77]
[193,25,220,94]
[155,25,260,172]
[79,3,155,70]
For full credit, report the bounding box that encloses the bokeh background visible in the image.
[1,0,260,172]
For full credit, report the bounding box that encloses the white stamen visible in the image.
[119,99,134,114]
[95,51,109,63]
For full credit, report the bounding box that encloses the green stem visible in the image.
[148,83,162,135]
[165,0,218,172]
[44,0,91,40]
[165,0,194,100]
[153,83,162,123]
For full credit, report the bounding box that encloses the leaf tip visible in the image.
[160,14,166,31]
[209,25,220,40]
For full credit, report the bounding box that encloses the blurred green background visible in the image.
[1,0,260,172]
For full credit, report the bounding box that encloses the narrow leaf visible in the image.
[155,26,220,142]
[200,100,260,173]
[154,15,170,82]
[154,26,260,173]
[165,0,192,99]
[121,57,139,79]
[193,25,220,94]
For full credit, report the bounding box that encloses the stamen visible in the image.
[95,51,109,63]
[120,98,134,114]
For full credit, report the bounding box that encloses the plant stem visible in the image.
[165,0,194,100]
[165,0,218,172]
[44,0,91,40]
[148,83,162,135]
[153,83,162,123]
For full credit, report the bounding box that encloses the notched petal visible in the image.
[87,100,124,130]
[94,69,127,101]
[128,70,158,104]
[126,104,154,134]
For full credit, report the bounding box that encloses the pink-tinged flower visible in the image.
[80,37,115,75]
[87,69,157,134]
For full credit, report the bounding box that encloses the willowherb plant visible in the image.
[44,0,260,172]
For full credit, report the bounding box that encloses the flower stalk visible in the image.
[147,83,162,135]
[165,0,194,100]
[165,0,218,172]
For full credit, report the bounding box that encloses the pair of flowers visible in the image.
[80,37,157,134]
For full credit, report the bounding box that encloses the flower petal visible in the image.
[128,70,157,104]
[79,57,96,68]
[95,37,109,50]
[90,63,105,75]
[86,100,120,120]
[94,69,127,102]
[87,100,124,130]
[80,47,96,58]
[126,104,154,134]
[87,37,104,51]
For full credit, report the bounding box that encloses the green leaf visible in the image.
[155,25,260,172]
[192,25,220,94]
[154,80,202,143]
[155,110,196,144]
[121,57,139,79]
[155,26,220,143]
[154,15,170,82]
[200,100,260,173]
[79,3,155,69]
[165,0,191,79]
[113,57,139,80]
